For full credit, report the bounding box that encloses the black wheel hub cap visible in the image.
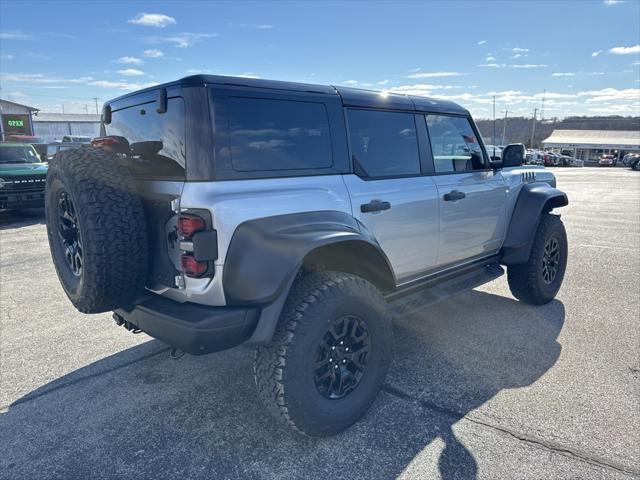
[314,315,371,399]
[57,191,83,276]
[542,237,560,285]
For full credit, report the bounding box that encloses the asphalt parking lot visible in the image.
[1,167,638,480]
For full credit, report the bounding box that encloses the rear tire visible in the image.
[633,161,640,171]
[45,147,148,313]
[507,214,567,305]
[254,271,392,436]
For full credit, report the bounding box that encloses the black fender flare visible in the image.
[501,182,568,265]
[222,211,396,344]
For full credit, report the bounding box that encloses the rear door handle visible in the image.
[443,190,466,201]
[361,200,391,213]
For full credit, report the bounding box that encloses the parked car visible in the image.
[46,142,87,161]
[45,75,569,436]
[526,149,544,165]
[559,155,573,167]
[622,153,640,171]
[544,152,561,167]
[61,135,92,143]
[599,154,616,166]
[0,143,48,210]
[4,134,48,161]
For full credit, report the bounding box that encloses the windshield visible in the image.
[0,146,40,164]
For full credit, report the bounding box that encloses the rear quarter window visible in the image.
[105,96,186,179]
[225,97,333,172]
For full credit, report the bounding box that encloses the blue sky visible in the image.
[1,0,639,118]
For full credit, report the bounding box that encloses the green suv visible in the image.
[0,143,48,210]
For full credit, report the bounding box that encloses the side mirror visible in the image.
[489,158,503,170]
[502,143,526,167]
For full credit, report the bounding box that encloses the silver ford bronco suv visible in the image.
[45,75,568,436]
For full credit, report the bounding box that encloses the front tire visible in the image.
[507,214,567,305]
[254,271,392,436]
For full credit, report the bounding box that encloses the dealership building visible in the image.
[0,99,39,140]
[1,99,101,143]
[543,129,640,163]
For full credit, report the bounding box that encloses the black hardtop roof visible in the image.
[107,74,469,115]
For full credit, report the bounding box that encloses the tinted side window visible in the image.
[226,97,332,172]
[347,109,420,178]
[105,97,186,179]
[425,115,487,173]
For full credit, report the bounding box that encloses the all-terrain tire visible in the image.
[254,271,393,436]
[633,161,640,171]
[507,214,567,305]
[45,147,148,313]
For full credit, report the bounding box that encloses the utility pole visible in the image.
[62,103,65,114]
[93,97,99,115]
[541,89,546,122]
[84,104,88,114]
[530,108,538,148]
[501,110,508,145]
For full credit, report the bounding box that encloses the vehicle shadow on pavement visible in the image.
[0,208,45,230]
[1,290,564,480]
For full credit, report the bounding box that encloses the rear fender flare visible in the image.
[221,211,396,344]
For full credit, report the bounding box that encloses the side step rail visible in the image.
[387,262,504,317]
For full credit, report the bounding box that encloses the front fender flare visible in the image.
[501,182,568,264]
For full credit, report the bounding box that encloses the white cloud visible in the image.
[592,50,603,57]
[578,87,640,102]
[511,64,548,69]
[588,71,605,75]
[378,79,389,85]
[343,80,358,85]
[477,40,486,45]
[604,0,626,5]
[116,56,143,65]
[89,80,158,90]
[552,72,576,77]
[511,54,522,59]
[228,22,273,29]
[407,67,421,73]
[609,44,640,55]
[407,71,464,78]
[0,31,32,40]
[478,63,547,69]
[129,13,176,28]
[147,32,218,48]
[0,73,93,83]
[1,53,15,60]
[511,47,529,52]
[143,49,163,58]
[485,56,496,61]
[117,69,145,76]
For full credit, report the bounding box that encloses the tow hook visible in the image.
[112,313,142,334]
[169,348,185,360]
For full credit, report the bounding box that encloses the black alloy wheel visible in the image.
[541,236,560,285]
[314,315,371,399]
[57,190,83,276]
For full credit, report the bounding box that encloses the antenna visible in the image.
[492,95,496,158]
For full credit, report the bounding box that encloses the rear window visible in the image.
[105,97,186,179]
[347,109,420,178]
[225,97,333,172]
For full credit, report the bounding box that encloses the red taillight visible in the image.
[91,136,121,147]
[180,254,207,277]
[178,215,206,237]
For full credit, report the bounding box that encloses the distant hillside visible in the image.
[475,116,640,148]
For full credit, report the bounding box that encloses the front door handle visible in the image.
[443,190,466,202]
[361,200,391,213]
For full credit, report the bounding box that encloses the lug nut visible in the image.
[340,341,344,345]
[329,358,333,362]
[334,365,338,369]
[331,346,335,350]
[342,359,346,364]
[345,347,349,352]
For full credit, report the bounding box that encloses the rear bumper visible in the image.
[114,295,260,355]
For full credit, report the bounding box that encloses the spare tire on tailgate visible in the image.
[45,147,148,313]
